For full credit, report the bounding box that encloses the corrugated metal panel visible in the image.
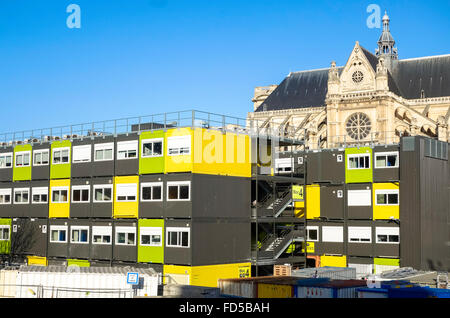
[257,283,293,298]
[0,270,18,297]
[296,286,333,298]
[292,266,356,280]
[218,279,257,298]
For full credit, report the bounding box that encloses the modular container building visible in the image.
[218,276,301,298]
[295,279,368,298]
[291,266,356,280]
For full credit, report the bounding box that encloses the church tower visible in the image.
[375,11,398,61]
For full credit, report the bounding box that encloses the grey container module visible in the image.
[164,173,193,219]
[90,219,113,261]
[0,146,14,182]
[291,266,357,280]
[114,133,139,176]
[69,177,92,218]
[305,151,320,185]
[91,177,114,218]
[372,145,400,183]
[320,185,345,219]
[67,219,91,260]
[10,181,32,218]
[71,138,94,178]
[346,220,374,257]
[10,218,48,257]
[139,174,164,218]
[347,183,373,220]
[308,220,345,256]
[91,136,115,177]
[29,180,50,218]
[163,218,192,266]
[31,143,51,180]
[47,219,70,258]
[373,220,400,258]
[319,149,345,184]
[0,182,14,217]
[112,219,138,263]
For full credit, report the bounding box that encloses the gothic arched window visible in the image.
[346,113,372,140]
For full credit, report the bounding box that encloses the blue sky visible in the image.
[0,0,449,132]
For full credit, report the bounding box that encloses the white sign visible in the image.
[127,272,139,285]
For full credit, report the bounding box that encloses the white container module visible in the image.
[0,269,19,298]
[291,267,357,280]
[15,265,160,298]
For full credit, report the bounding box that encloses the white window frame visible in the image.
[0,153,13,169]
[322,226,344,243]
[93,184,113,203]
[275,158,294,174]
[0,188,12,205]
[71,185,90,203]
[140,182,163,202]
[376,227,400,244]
[115,226,136,246]
[116,183,138,202]
[32,187,49,204]
[15,151,31,168]
[94,143,114,162]
[92,226,112,245]
[141,138,164,158]
[166,227,190,248]
[51,186,69,203]
[347,190,372,207]
[166,181,191,201]
[167,135,191,156]
[140,227,163,247]
[375,189,399,206]
[347,153,371,170]
[13,188,30,204]
[70,226,90,244]
[306,226,319,242]
[52,147,70,165]
[117,140,138,160]
[348,226,372,243]
[72,145,92,163]
[33,149,50,166]
[0,225,10,241]
[50,225,68,243]
[374,151,399,169]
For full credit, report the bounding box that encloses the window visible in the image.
[140,182,163,202]
[0,225,10,241]
[376,227,400,244]
[50,226,68,243]
[117,140,138,160]
[15,151,31,167]
[348,227,372,243]
[92,226,112,245]
[275,158,293,174]
[167,136,191,156]
[51,187,69,203]
[140,227,162,246]
[346,113,371,140]
[52,147,70,164]
[71,226,89,244]
[32,187,48,204]
[94,143,114,161]
[348,154,370,169]
[322,226,343,243]
[0,189,12,204]
[166,227,190,248]
[375,190,399,206]
[306,226,319,242]
[93,185,113,202]
[0,153,13,169]
[352,71,364,83]
[72,145,92,163]
[167,181,190,201]
[33,150,49,166]
[375,152,399,169]
[14,188,30,204]
[72,185,90,203]
[116,184,137,202]
[141,138,163,158]
[347,190,372,206]
[115,226,136,246]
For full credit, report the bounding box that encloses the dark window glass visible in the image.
[142,187,152,200]
[141,235,150,245]
[128,233,135,245]
[308,229,318,241]
[377,235,388,242]
[389,235,399,243]
[168,186,178,200]
[118,232,126,244]
[59,230,66,242]
[73,190,81,202]
[104,188,112,201]
[388,194,398,205]
[153,142,162,155]
[179,186,189,199]
[181,232,189,247]
[169,231,177,245]
[153,186,162,200]
[82,190,89,202]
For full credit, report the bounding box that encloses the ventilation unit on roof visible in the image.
[52,136,60,141]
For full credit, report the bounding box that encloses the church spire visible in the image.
[376,11,398,60]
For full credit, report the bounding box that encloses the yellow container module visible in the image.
[27,256,48,266]
[306,185,320,219]
[373,182,400,220]
[164,263,251,288]
[113,176,139,218]
[49,179,71,218]
[320,255,347,268]
[164,127,251,177]
[258,283,294,298]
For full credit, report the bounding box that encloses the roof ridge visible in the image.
[399,54,450,62]
[291,66,344,74]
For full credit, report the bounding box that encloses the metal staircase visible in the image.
[253,187,293,217]
[258,228,304,260]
